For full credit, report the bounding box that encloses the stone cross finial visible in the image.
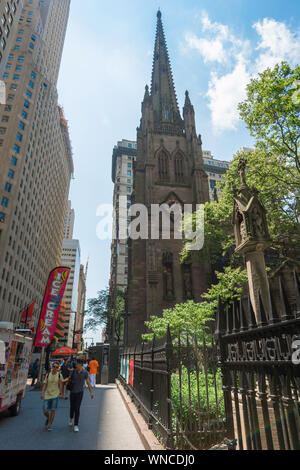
[237,157,247,186]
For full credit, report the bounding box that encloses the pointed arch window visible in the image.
[158,151,169,182]
[174,154,185,183]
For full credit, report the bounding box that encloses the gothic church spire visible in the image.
[150,10,183,131]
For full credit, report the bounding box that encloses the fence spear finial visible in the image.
[258,291,268,327]
[248,295,257,329]
[279,276,293,321]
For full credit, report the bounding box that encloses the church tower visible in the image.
[127,11,210,344]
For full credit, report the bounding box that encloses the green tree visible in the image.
[238,62,300,175]
[143,267,247,342]
[182,64,300,270]
[84,288,110,332]
[84,287,125,342]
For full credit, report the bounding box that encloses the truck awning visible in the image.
[0,340,5,365]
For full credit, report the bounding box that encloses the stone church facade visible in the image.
[127,11,211,344]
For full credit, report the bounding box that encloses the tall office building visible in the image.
[64,200,75,239]
[60,239,81,348]
[74,264,86,351]
[202,151,230,201]
[0,0,72,328]
[110,139,137,293]
[0,1,23,76]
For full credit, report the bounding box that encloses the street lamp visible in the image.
[66,309,88,350]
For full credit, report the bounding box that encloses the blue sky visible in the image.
[56,0,300,342]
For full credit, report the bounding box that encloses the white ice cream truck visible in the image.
[0,322,33,416]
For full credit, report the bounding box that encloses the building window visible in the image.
[174,154,185,183]
[1,197,8,208]
[158,151,169,182]
[5,183,11,192]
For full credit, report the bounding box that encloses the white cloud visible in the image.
[201,11,229,40]
[254,18,300,71]
[184,12,300,132]
[185,33,227,63]
[207,59,250,131]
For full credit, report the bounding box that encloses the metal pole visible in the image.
[35,348,46,390]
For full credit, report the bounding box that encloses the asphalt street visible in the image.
[0,384,144,450]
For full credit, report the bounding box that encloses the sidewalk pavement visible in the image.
[0,384,144,450]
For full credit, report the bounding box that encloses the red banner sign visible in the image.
[35,267,70,348]
[129,359,134,387]
[20,300,36,329]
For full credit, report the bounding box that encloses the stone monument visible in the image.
[233,158,272,324]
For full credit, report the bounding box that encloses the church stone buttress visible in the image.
[127,11,210,344]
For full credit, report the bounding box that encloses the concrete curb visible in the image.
[116,379,165,451]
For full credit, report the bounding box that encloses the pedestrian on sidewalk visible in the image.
[68,359,94,433]
[41,361,66,432]
[88,358,99,389]
[61,357,71,400]
[30,359,39,387]
[83,360,88,388]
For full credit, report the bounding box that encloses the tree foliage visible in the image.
[84,288,110,332]
[143,267,247,342]
[238,62,300,175]
[182,63,300,268]
[84,287,125,341]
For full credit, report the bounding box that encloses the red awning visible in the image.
[51,347,77,356]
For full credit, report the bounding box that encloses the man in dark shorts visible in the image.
[68,359,94,432]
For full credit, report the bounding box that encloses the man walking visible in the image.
[88,357,99,389]
[68,359,94,433]
[41,361,64,431]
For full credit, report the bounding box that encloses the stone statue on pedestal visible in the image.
[233,157,272,323]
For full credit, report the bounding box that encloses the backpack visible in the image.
[45,372,62,385]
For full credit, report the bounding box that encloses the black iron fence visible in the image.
[119,330,229,450]
[215,272,300,450]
